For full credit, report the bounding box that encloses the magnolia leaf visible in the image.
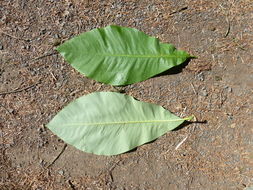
[47,92,193,156]
[57,25,192,86]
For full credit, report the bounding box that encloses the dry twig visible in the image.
[169,6,188,15]
[175,136,188,150]
[224,18,231,37]
[98,159,121,179]
[190,83,197,95]
[30,51,57,62]
[0,103,12,114]
[0,30,31,42]
[0,82,39,96]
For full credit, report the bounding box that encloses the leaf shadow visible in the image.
[154,59,191,77]
[123,139,158,154]
[172,119,208,131]
[114,58,195,87]
[123,119,207,155]
[124,147,138,154]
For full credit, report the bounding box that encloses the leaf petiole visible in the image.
[183,115,195,121]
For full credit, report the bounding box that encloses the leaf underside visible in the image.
[57,25,192,86]
[46,92,188,156]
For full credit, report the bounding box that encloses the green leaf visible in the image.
[47,92,192,156]
[57,25,192,86]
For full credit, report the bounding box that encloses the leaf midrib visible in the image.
[61,118,186,127]
[88,53,188,59]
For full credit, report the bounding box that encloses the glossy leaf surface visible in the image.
[57,25,192,85]
[47,92,192,155]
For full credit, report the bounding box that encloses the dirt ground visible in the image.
[0,0,253,189]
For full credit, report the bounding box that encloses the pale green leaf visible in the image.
[57,25,192,86]
[46,92,192,155]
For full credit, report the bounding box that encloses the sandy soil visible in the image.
[1,0,253,189]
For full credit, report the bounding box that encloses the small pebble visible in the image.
[54,34,60,38]
[224,86,232,93]
[31,71,36,76]
[21,62,28,67]
[39,159,46,167]
[58,170,64,175]
[16,164,21,168]
[228,115,233,120]
[0,45,3,50]
[40,28,47,35]
[37,125,45,133]
[196,72,205,81]
[56,82,62,88]
[200,89,208,96]
[230,123,236,128]
[62,30,67,36]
